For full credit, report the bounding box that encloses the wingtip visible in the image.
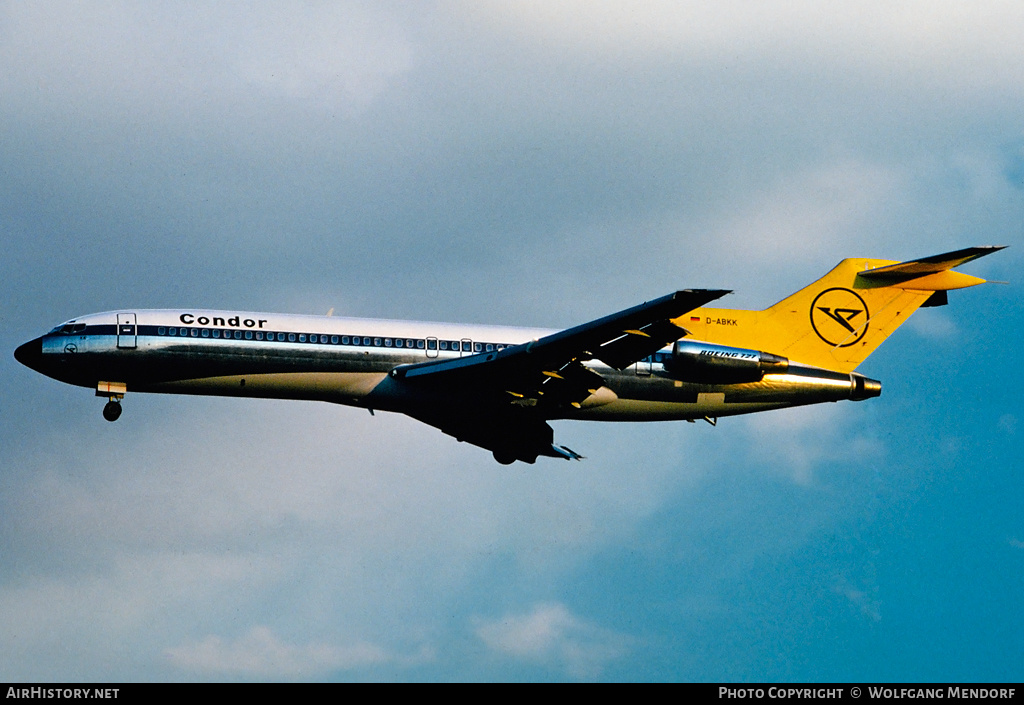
[972,245,1008,255]
[674,288,732,301]
[706,288,733,303]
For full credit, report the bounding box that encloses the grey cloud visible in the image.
[165,626,399,678]
[474,602,631,679]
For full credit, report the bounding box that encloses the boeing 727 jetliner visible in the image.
[15,246,1004,464]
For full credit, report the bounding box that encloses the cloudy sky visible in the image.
[1,1,1021,682]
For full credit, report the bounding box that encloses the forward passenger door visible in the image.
[117,313,137,349]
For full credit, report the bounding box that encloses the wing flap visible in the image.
[530,359,607,410]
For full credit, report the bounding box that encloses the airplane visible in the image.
[14,246,1004,464]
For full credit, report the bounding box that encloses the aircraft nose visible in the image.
[14,337,43,371]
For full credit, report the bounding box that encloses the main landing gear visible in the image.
[96,381,127,423]
[493,449,527,465]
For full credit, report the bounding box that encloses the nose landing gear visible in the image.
[96,381,127,422]
[102,401,122,422]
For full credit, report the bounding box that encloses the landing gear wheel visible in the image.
[102,401,122,422]
[493,449,517,465]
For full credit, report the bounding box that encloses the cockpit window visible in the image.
[51,322,86,335]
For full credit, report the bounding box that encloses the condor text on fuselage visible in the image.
[178,313,269,329]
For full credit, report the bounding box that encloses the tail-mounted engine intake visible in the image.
[664,341,790,384]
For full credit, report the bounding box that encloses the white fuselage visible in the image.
[24,308,869,423]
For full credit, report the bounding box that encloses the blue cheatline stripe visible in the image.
[48,324,669,362]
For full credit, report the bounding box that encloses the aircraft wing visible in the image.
[389,288,728,462]
[391,289,729,412]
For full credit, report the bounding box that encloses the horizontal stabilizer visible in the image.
[857,245,1006,283]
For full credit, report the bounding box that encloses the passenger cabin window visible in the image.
[147,323,478,356]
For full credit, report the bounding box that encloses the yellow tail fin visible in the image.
[675,246,1005,373]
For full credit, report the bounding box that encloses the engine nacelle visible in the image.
[664,341,789,384]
